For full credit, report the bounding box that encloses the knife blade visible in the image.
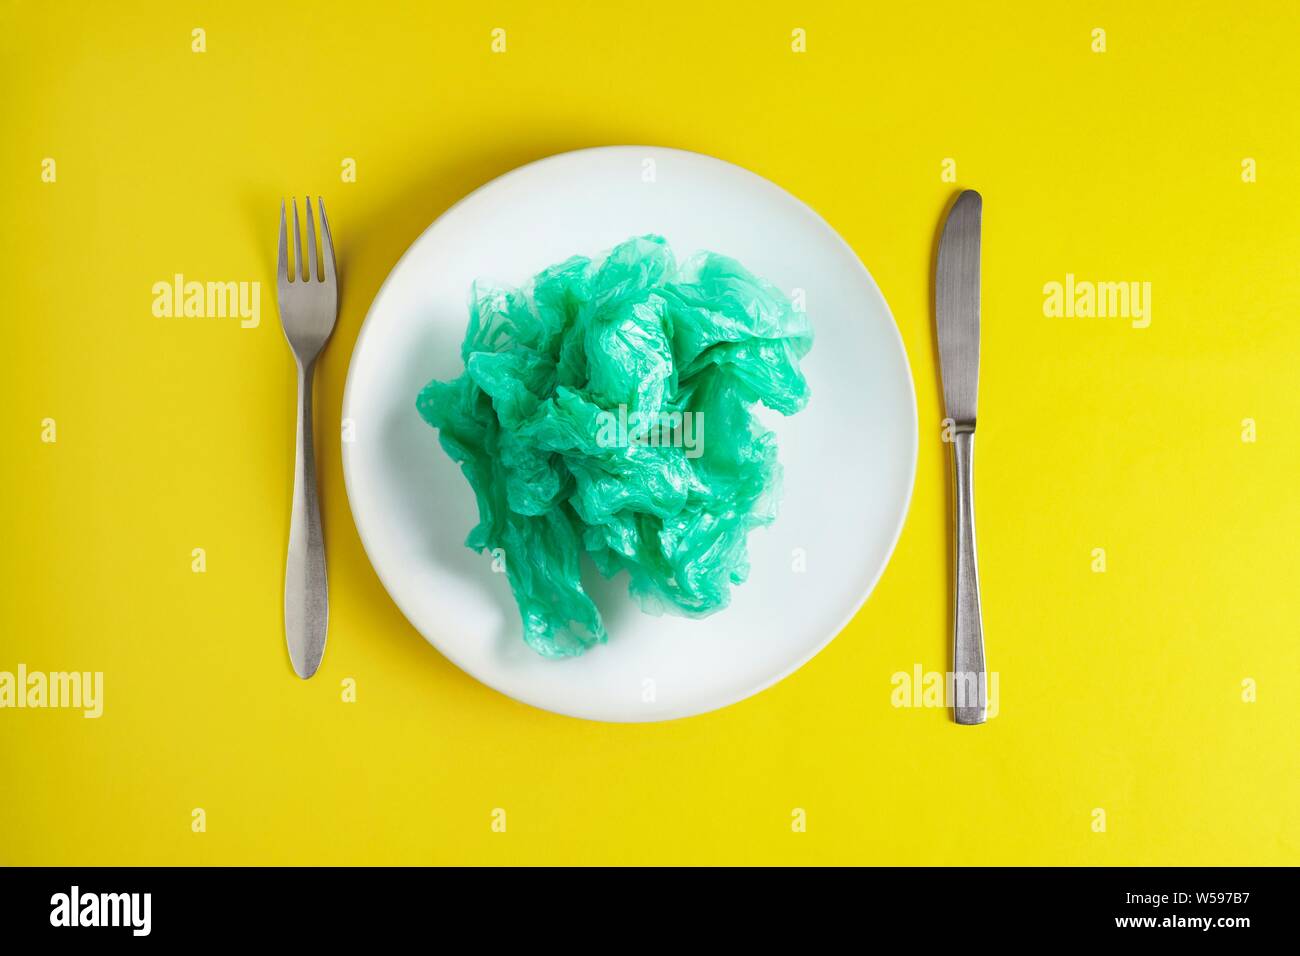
[935,189,986,725]
[937,190,981,426]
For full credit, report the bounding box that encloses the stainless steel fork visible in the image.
[277,198,339,679]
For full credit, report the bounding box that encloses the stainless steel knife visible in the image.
[935,189,986,725]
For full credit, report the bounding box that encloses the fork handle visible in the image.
[285,359,328,678]
[951,429,986,724]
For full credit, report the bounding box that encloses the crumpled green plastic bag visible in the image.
[417,235,812,658]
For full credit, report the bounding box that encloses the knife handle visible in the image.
[951,429,986,724]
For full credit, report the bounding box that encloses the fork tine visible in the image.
[305,196,318,282]
[317,197,337,286]
[277,200,288,283]
[292,198,304,281]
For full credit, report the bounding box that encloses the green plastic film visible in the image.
[417,236,813,657]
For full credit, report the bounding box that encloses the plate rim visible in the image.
[340,144,919,722]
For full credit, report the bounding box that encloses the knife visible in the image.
[935,189,986,725]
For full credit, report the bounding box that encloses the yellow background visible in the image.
[2,0,1297,865]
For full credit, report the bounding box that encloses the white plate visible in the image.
[342,146,917,722]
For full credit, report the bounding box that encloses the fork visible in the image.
[277,197,339,679]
